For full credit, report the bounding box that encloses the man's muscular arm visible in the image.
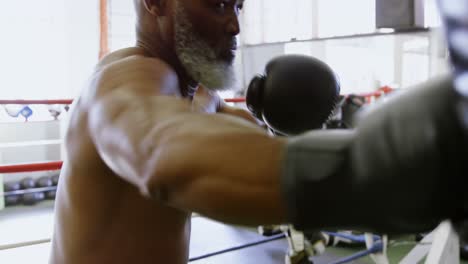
[88,57,287,225]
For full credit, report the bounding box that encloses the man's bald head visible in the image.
[133,0,172,35]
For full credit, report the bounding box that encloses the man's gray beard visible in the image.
[174,6,236,91]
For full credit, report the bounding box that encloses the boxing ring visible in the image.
[0,93,460,264]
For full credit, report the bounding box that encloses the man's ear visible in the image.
[143,0,168,16]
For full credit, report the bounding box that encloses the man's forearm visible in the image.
[142,113,288,225]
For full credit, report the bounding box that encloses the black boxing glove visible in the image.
[437,0,468,242]
[282,75,468,234]
[246,55,340,136]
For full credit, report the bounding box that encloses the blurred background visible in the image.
[0,0,448,103]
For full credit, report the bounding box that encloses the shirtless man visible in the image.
[50,0,287,263]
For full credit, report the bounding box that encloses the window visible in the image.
[317,0,375,38]
[242,0,315,45]
[284,33,436,94]
[401,36,430,87]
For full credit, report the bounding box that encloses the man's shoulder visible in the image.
[86,47,179,99]
[99,47,144,67]
[96,47,173,75]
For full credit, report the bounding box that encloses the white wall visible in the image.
[0,1,99,186]
[0,0,69,99]
[0,0,99,100]
[65,0,100,98]
[109,0,136,50]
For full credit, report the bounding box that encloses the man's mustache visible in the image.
[219,38,238,52]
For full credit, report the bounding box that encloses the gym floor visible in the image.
[0,202,466,264]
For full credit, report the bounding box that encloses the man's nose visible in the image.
[226,13,240,36]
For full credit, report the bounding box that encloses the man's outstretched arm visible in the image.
[148,75,468,234]
[87,57,288,225]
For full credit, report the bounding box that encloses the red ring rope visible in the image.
[0,100,74,105]
[0,91,389,106]
[0,161,62,174]
[224,98,246,103]
[0,98,247,105]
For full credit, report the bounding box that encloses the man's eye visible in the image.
[215,2,226,12]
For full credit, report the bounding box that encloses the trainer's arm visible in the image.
[88,57,287,225]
